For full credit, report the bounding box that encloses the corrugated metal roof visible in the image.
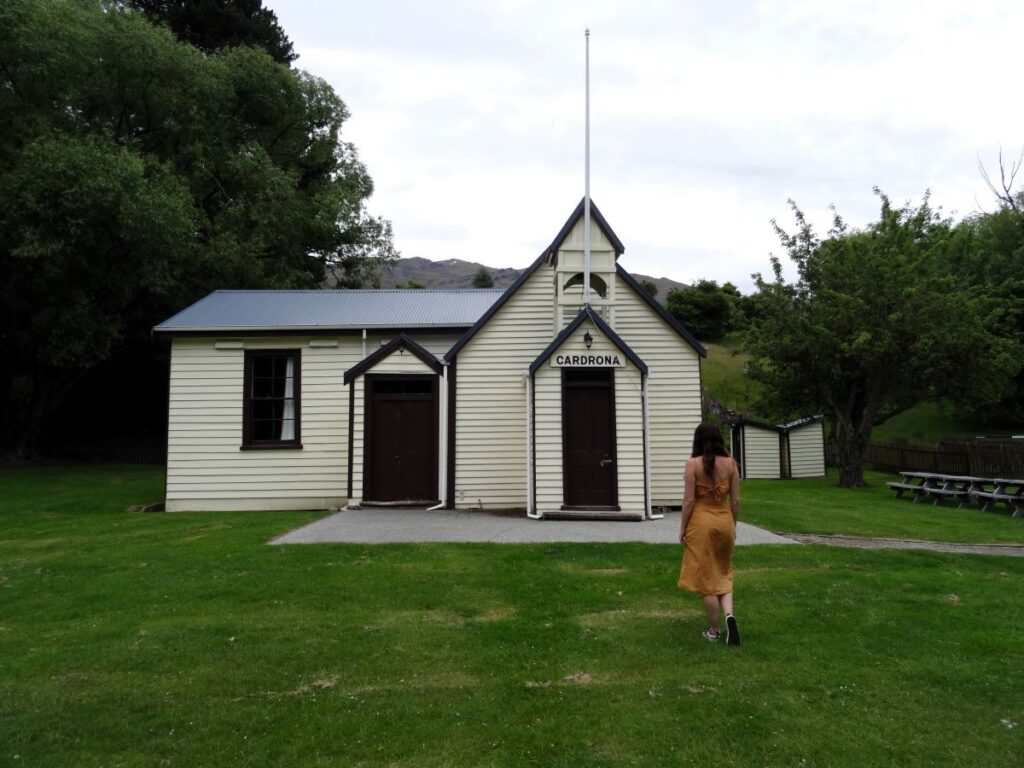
[154,289,506,333]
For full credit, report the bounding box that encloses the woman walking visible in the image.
[678,422,741,645]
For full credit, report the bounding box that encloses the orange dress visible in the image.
[678,469,736,596]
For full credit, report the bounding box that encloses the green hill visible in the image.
[872,401,1024,447]
[700,341,1024,447]
[700,340,762,417]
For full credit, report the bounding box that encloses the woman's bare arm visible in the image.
[680,459,696,544]
[730,458,740,523]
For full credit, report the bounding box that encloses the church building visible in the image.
[154,199,706,518]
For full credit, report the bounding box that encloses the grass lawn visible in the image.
[1,465,1022,767]
[742,469,1024,545]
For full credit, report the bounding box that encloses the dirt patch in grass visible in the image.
[681,684,717,694]
[577,607,690,628]
[577,609,630,629]
[468,606,515,622]
[241,671,480,701]
[366,609,465,628]
[524,672,595,688]
[563,672,593,685]
[557,564,630,576]
[363,606,515,630]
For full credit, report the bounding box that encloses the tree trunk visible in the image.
[834,402,870,488]
[831,378,883,488]
[834,426,868,487]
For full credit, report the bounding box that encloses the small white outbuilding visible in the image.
[728,416,826,480]
[154,199,707,518]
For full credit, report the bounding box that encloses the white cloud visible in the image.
[270,0,1024,291]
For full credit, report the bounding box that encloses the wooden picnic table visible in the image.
[888,471,1024,516]
[972,478,1024,518]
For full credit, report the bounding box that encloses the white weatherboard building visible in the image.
[155,200,707,518]
[728,416,826,480]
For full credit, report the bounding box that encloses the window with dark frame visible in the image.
[242,349,301,449]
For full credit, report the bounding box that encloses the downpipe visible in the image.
[427,361,449,511]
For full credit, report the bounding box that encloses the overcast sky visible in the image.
[269,0,1023,292]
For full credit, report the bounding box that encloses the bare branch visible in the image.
[978,147,1023,211]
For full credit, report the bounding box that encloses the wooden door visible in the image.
[562,369,617,507]
[365,376,437,502]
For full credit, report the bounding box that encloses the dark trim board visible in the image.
[543,197,625,258]
[615,265,706,357]
[729,417,783,433]
[347,381,355,498]
[343,333,442,385]
[781,432,791,480]
[528,307,648,375]
[729,423,749,480]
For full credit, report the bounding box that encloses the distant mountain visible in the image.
[377,257,690,301]
[380,257,523,290]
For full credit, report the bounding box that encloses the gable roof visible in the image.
[543,197,625,258]
[729,417,783,434]
[729,415,825,434]
[528,307,647,375]
[154,289,504,335]
[777,415,825,431]
[343,333,442,384]
[445,251,708,363]
[616,265,707,357]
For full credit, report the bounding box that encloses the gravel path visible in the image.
[786,533,1024,557]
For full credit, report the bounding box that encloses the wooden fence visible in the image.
[829,440,1024,478]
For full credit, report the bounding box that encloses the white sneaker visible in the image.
[702,627,721,642]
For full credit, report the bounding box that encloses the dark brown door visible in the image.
[365,376,437,502]
[562,369,617,507]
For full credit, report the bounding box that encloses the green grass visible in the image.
[742,469,1024,544]
[1,465,1023,767]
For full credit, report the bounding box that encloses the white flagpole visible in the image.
[583,27,591,307]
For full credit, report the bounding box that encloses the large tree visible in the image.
[0,0,396,456]
[745,190,1019,487]
[944,202,1024,425]
[666,280,734,342]
[124,0,297,64]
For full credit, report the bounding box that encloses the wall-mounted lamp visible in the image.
[583,331,593,349]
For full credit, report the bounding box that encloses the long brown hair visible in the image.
[691,422,730,479]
